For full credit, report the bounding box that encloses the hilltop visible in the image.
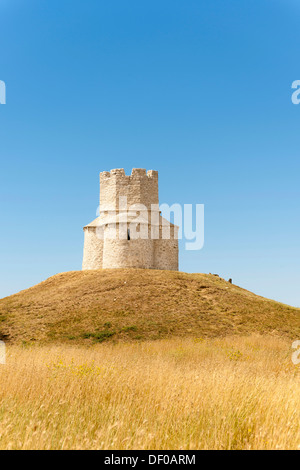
[0,269,299,344]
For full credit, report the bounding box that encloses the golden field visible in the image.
[0,335,299,450]
[0,270,299,449]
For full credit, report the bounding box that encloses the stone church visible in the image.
[82,168,178,270]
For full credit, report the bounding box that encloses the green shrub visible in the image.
[122,325,138,332]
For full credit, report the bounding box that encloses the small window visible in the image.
[127,229,130,241]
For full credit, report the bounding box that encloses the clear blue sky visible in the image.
[1,0,300,307]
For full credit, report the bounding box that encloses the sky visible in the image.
[0,0,300,307]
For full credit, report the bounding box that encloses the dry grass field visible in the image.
[0,335,299,450]
[0,269,299,344]
[0,270,299,449]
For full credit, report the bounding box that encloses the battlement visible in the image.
[99,168,159,211]
[100,168,158,181]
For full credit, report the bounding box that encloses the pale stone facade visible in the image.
[82,168,179,271]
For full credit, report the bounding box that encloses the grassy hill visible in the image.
[0,269,299,344]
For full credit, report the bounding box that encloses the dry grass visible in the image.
[0,335,299,450]
[0,269,299,344]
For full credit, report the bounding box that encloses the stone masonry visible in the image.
[82,168,179,270]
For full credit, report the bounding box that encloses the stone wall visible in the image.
[154,225,179,270]
[154,239,178,270]
[103,238,154,269]
[82,227,103,270]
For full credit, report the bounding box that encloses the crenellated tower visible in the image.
[99,168,159,212]
[82,168,178,271]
